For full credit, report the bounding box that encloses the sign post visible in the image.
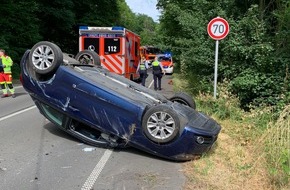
[207,17,229,98]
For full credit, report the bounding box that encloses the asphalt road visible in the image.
[0,72,186,190]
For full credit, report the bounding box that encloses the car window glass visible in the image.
[41,104,64,125]
[104,38,120,54]
[158,56,171,62]
[84,38,100,54]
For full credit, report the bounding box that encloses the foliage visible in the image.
[0,1,41,60]
[162,1,290,185]
[230,69,285,110]
[117,0,158,46]
[174,74,289,190]
[157,0,290,110]
[157,1,215,79]
[135,14,158,45]
[38,0,122,54]
[117,0,136,29]
[264,105,290,187]
[37,0,75,53]
[0,0,158,79]
[0,1,41,78]
[221,5,288,109]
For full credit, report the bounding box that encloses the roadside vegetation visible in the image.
[157,1,290,188]
[173,74,289,190]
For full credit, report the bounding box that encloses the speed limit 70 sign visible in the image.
[207,17,229,40]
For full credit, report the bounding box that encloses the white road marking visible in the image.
[81,149,113,190]
[1,88,113,188]
[15,85,23,89]
[148,79,154,88]
[0,106,36,122]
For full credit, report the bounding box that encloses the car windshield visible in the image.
[147,47,162,54]
[158,56,171,62]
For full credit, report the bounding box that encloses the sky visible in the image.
[125,0,160,22]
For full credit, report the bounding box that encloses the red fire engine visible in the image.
[140,45,163,63]
[79,26,140,80]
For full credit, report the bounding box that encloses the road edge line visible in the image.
[0,106,36,122]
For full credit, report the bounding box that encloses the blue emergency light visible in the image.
[164,52,172,58]
[79,26,88,30]
[112,26,124,31]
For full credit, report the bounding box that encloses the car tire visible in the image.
[142,105,180,144]
[75,50,101,66]
[29,41,63,75]
[169,92,196,109]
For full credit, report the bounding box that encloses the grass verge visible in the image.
[172,74,290,190]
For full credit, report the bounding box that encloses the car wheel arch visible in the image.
[75,50,101,66]
[169,92,196,109]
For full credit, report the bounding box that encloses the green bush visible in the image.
[229,69,285,110]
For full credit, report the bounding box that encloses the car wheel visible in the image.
[75,50,101,66]
[29,41,63,75]
[169,92,196,109]
[142,105,180,144]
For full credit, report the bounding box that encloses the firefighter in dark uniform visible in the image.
[152,56,165,90]
[137,57,149,86]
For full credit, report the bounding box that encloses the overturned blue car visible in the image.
[20,41,221,161]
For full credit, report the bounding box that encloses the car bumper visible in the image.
[129,119,221,161]
[163,67,173,74]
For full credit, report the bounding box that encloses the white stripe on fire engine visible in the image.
[113,53,123,63]
[110,54,123,68]
[104,55,123,73]
[106,55,122,72]
[111,54,125,73]
[100,55,121,73]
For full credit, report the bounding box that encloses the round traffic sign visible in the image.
[207,17,229,40]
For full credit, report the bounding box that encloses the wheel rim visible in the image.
[147,111,176,140]
[78,54,93,65]
[32,45,55,70]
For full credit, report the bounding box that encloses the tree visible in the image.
[156,0,289,108]
[116,0,158,45]
[116,0,137,29]
[36,0,75,53]
[0,1,41,62]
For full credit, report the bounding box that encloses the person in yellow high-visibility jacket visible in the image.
[152,56,165,90]
[137,57,149,86]
[0,49,15,98]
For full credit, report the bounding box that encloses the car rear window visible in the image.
[84,38,100,54]
[158,56,171,62]
[104,38,120,54]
